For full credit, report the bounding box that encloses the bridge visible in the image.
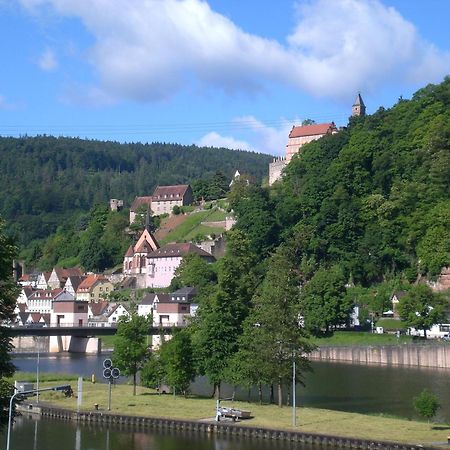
[5,323,181,338]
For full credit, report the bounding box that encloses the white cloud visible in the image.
[196,132,254,152]
[38,47,58,71]
[18,0,450,102]
[197,116,293,155]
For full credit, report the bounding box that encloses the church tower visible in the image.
[352,92,366,117]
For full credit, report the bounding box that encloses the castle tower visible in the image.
[352,92,366,117]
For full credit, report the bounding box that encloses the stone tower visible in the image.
[352,92,366,117]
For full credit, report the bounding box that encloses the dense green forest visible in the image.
[270,79,450,283]
[0,136,271,246]
[144,79,449,401]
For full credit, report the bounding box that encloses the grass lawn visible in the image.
[32,379,449,447]
[160,209,225,244]
[184,224,224,241]
[98,335,116,350]
[203,209,227,221]
[311,331,413,346]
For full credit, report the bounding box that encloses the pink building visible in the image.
[146,243,215,288]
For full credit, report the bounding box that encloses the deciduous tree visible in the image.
[0,218,20,426]
[113,314,150,395]
[397,285,447,338]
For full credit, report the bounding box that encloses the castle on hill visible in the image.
[269,93,365,185]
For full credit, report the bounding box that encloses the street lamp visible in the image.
[7,384,72,450]
[292,350,296,427]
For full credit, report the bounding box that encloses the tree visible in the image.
[170,253,216,293]
[158,330,196,396]
[397,285,447,338]
[0,218,20,427]
[229,244,314,407]
[113,314,150,395]
[413,389,440,421]
[192,230,258,398]
[300,266,352,335]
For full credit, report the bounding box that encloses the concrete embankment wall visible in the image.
[12,336,49,353]
[311,344,450,369]
[18,404,431,450]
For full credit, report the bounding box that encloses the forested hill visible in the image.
[269,78,450,283]
[0,136,271,243]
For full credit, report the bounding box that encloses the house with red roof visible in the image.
[129,195,153,224]
[76,274,114,303]
[48,267,83,290]
[285,122,338,162]
[269,94,365,185]
[151,184,193,216]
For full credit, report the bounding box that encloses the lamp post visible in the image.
[7,384,71,450]
[292,350,296,427]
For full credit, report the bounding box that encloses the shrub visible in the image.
[413,389,440,421]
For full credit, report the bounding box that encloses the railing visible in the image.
[7,321,187,329]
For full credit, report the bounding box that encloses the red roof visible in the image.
[89,301,109,316]
[130,196,153,212]
[152,185,190,200]
[77,274,107,292]
[289,122,337,138]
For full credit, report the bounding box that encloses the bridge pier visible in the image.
[48,336,101,353]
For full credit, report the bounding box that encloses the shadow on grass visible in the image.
[431,426,450,430]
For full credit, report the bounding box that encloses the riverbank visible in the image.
[29,380,449,448]
[311,344,450,368]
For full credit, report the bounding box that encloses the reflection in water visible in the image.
[11,353,450,421]
[1,416,316,450]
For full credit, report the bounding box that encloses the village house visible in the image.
[87,302,130,327]
[51,296,89,328]
[146,243,215,288]
[137,293,170,318]
[129,196,153,224]
[151,184,193,216]
[152,292,193,348]
[27,288,72,314]
[63,275,85,296]
[36,272,51,290]
[47,267,83,290]
[16,286,34,306]
[76,274,114,303]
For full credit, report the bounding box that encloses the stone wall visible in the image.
[19,404,428,450]
[311,344,450,369]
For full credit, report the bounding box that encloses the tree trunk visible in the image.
[277,379,283,408]
[258,383,263,405]
[270,384,274,404]
[133,373,137,396]
[214,381,221,399]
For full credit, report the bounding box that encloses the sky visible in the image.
[1,0,450,156]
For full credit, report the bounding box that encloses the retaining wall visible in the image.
[311,344,450,368]
[18,404,439,450]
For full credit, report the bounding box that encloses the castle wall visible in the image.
[268,159,287,186]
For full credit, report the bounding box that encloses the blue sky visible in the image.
[1,0,450,156]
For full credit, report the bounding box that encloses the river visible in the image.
[2,415,316,450]
[11,353,450,422]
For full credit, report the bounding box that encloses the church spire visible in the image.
[352,92,366,117]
